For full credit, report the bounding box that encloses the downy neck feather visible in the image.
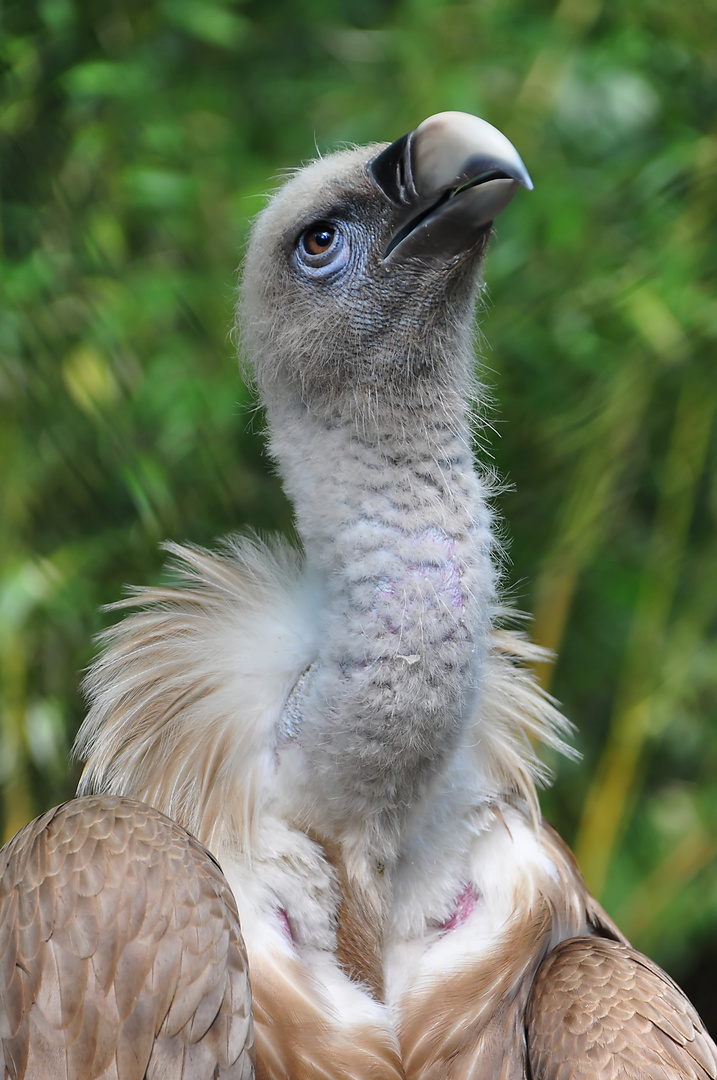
[265,377,496,868]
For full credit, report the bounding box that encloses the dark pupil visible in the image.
[304,226,334,255]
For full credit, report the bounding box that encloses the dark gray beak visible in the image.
[369,111,533,264]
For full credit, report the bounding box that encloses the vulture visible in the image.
[1,111,716,1080]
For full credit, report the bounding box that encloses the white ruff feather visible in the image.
[76,533,573,864]
[76,536,320,856]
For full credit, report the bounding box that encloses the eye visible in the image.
[303,225,335,255]
[295,221,349,277]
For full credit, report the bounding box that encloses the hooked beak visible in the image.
[368,111,533,264]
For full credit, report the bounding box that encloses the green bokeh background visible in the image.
[2,0,716,1028]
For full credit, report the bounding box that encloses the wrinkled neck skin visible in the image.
[264,330,496,876]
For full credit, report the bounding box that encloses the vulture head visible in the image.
[241,111,532,419]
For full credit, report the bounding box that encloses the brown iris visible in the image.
[302,225,335,255]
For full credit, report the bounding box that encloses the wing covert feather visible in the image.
[0,796,255,1080]
[526,936,717,1080]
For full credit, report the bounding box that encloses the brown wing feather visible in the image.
[0,796,254,1080]
[526,935,717,1080]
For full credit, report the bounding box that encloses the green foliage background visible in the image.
[2,0,716,1026]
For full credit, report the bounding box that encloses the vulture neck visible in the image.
[266,369,496,868]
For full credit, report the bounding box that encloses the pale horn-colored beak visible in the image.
[369,111,533,263]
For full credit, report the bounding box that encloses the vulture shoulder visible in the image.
[0,796,254,1080]
[527,936,717,1080]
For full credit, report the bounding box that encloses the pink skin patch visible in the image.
[277,906,293,942]
[374,527,467,635]
[436,882,480,935]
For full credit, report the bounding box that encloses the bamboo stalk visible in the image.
[574,372,715,896]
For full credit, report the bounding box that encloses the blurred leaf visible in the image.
[160,0,248,50]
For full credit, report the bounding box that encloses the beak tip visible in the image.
[412,112,532,194]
